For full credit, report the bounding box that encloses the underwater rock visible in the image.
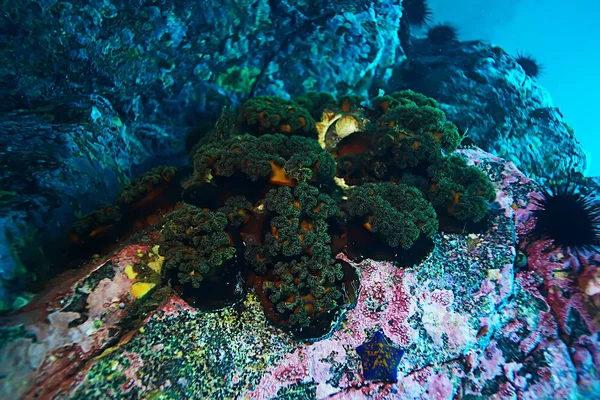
[1,1,403,127]
[0,0,405,304]
[0,243,164,399]
[250,1,405,99]
[5,146,596,399]
[393,39,588,180]
[0,95,145,310]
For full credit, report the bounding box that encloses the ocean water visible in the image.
[1,1,598,399]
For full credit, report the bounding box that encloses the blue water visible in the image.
[430,0,600,177]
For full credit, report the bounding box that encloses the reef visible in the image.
[0,0,598,399]
[0,95,145,308]
[1,0,591,314]
[1,146,597,399]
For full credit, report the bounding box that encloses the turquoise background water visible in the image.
[429,0,600,177]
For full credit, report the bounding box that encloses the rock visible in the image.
[1,0,403,127]
[0,95,146,309]
[252,1,405,100]
[2,147,596,398]
[391,39,588,180]
[0,244,150,399]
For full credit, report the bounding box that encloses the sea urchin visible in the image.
[427,23,459,45]
[403,0,433,27]
[531,182,600,253]
[516,52,543,79]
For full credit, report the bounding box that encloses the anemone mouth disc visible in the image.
[531,183,600,253]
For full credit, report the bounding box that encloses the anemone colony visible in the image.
[68,89,496,337]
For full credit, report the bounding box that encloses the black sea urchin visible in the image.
[516,52,543,78]
[531,182,600,253]
[403,0,433,27]
[427,23,459,45]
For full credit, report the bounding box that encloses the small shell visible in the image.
[316,110,341,149]
[335,114,360,139]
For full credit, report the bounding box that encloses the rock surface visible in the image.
[1,147,597,399]
[0,95,145,309]
[1,0,404,127]
[391,38,588,181]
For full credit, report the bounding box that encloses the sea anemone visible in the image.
[531,182,600,253]
[516,52,543,79]
[426,23,459,45]
[403,0,433,27]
